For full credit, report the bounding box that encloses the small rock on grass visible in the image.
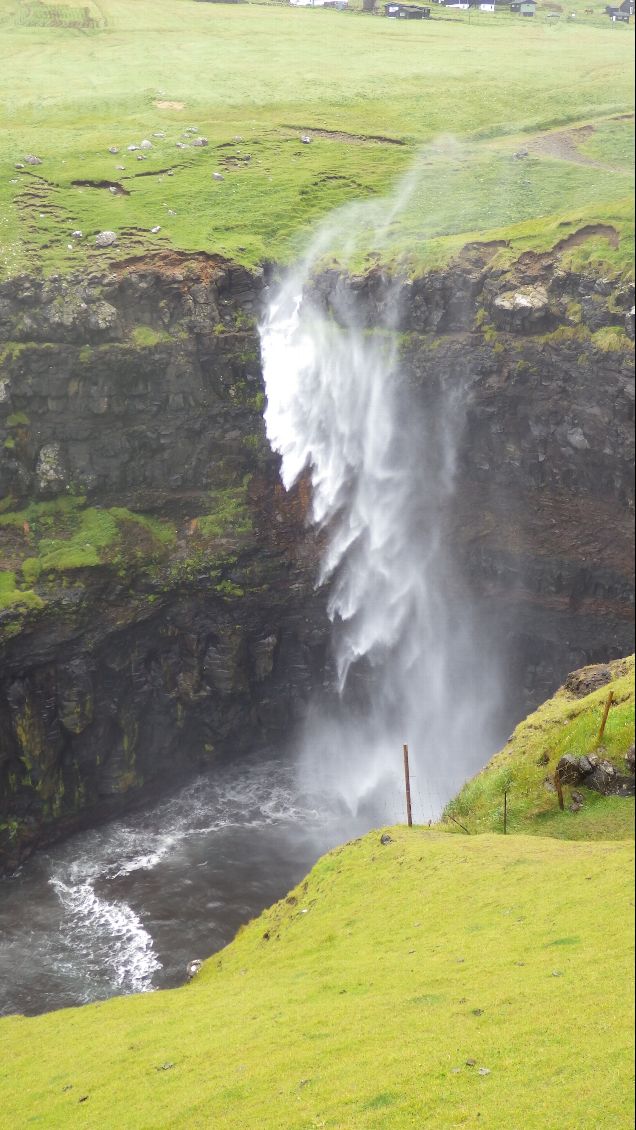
[141,139,153,149]
[379,833,393,845]
[95,230,118,247]
[151,225,161,233]
[465,1058,477,1067]
[478,1067,491,1076]
[212,172,224,181]
[108,146,119,154]
[24,154,42,165]
[192,137,209,147]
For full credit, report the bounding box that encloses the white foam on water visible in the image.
[49,877,161,995]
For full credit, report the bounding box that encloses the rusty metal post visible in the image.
[554,771,564,811]
[596,689,614,746]
[403,743,413,827]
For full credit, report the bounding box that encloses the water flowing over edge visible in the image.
[260,164,504,822]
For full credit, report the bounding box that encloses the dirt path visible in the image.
[527,122,627,172]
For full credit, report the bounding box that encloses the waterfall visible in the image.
[259,196,502,825]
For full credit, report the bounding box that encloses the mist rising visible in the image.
[260,171,504,825]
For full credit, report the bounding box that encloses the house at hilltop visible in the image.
[605,0,633,19]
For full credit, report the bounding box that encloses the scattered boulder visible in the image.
[151,225,161,234]
[192,137,209,147]
[300,135,312,144]
[108,146,119,154]
[186,959,202,980]
[140,139,153,149]
[71,230,83,239]
[490,284,554,332]
[127,144,139,151]
[379,833,393,845]
[175,142,188,149]
[136,154,146,161]
[564,663,612,698]
[153,131,165,138]
[556,752,634,797]
[555,754,582,786]
[513,149,528,159]
[570,791,584,813]
[15,162,25,169]
[95,230,118,247]
[625,745,635,774]
[24,154,42,165]
[212,172,224,181]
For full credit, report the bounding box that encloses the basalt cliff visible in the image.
[0,244,633,869]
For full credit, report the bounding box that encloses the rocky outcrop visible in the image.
[0,246,634,868]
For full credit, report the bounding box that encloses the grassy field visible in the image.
[0,659,633,1128]
[0,828,633,1128]
[0,0,633,278]
[445,656,635,841]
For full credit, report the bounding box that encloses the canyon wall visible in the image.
[0,245,633,867]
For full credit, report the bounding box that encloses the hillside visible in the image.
[445,656,635,841]
[0,0,634,279]
[0,669,634,1129]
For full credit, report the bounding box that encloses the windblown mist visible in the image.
[260,169,504,824]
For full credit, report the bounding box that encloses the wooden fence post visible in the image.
[403,743,413,828]
[596,689,614,746]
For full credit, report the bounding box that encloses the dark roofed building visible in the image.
[385,2,431,15]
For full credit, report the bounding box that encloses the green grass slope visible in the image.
[0,829,633,1128]
[445,656,635,841]
[0,0,633,278]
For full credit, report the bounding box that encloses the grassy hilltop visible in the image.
[0,0,634,278]
[0,662,633,1128]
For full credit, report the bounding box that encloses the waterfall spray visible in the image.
[260,174,502,825]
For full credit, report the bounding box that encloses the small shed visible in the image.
[385,3,431,15]
[518,0,537,13]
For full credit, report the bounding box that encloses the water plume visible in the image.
[260,158,503,825]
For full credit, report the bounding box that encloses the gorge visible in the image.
[1,238,633,877]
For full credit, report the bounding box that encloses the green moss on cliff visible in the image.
[197,482,253,539]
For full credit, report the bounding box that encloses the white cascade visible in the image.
[259,206,501,824]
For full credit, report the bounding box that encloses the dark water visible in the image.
[0,752,387,1018]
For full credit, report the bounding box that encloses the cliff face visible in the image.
[0,246,633,868]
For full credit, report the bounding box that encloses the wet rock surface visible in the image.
[0,249,634,866]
